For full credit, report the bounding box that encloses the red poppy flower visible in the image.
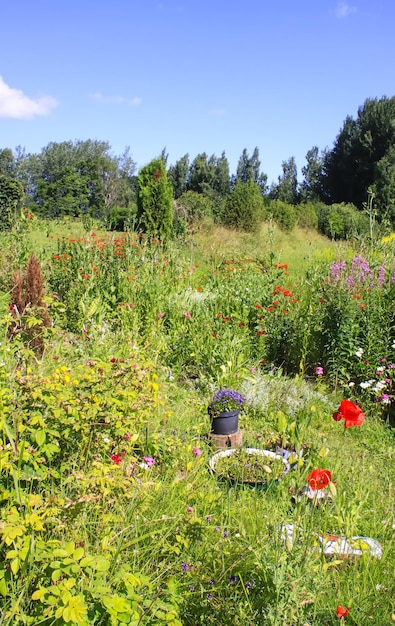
[307,468,332,490]
[336,605,350,619]
[333,400,364,428]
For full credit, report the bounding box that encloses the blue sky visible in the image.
[0,0,394,184]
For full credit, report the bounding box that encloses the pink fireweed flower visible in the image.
[142,456,155,467]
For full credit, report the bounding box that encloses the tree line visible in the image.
[0,95,394,236]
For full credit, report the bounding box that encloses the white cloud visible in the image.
[128,96,142,106]
[335,2,357,18]
[211,108,226,116]
[91,92,142,106]
[0,75,58,119]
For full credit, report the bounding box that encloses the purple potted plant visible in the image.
[208,388,245,435]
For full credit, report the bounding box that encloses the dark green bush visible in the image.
[106,205,137,231]
[222,181,264,231]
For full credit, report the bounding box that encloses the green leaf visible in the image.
[73,547,85,561]
[35,429,46,447]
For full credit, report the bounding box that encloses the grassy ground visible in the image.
[0,218,394,625]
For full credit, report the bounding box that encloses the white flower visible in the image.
[360,380,372,389]
[348,381,355,387]
[355,347,364,358]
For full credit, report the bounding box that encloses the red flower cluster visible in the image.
[307,468,332,490]
[333,400,364,428]
[336,605,350,619]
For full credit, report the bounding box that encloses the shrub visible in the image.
[137,159,173,241]
[316,202,369,239]
[222,181,264,231]
[106,205,137,231]
[177,190,213,223]
[267,200,297,232]
[295,202,318,230]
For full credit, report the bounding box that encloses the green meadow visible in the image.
[0,217,394,625]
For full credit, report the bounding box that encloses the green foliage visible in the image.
[0,176,24,230]
[177,190,213,223]
[322,96,395,215]
[270,157,299,204]
[168,154,189,199]
[222,181,264,231]
[295,202,319,230]
[267,200,297,231]
[137,159,173,241]
[106,204,137,231]
[316,202,370,239]
[235,147,267,193]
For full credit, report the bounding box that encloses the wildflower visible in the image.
[124,433,131,440]
[187,506,193,512]
[307,468,332,490]
[206,593,213,600]
[229,575,237,583]
[315,366,324,376]
[333,400,364,428]
[193,447,202,456]
[206,515,212,522]
[181,562,189,571]
[111,454,122,465]
[189,584,195,591]
[183,311,192,318]
[336,605,350,619]
[355,348,364,358]
[142,456,155,467]
[157,313,164,318]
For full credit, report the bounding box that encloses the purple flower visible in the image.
[378,265,386,286]
[181,562,189,571]
[210,388,245,414]
[229,575,237,584]
[206,515,212,522]
[142,456,155,467]
[206,593,213,600]
[189,584,195,591]
[315,366,324,376]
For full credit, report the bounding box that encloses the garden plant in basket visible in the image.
[208,388,245,435]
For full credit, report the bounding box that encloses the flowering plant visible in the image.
[333,400,364,428]
[208,388,245,417]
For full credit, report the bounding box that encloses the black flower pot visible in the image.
[209,409,240,435]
